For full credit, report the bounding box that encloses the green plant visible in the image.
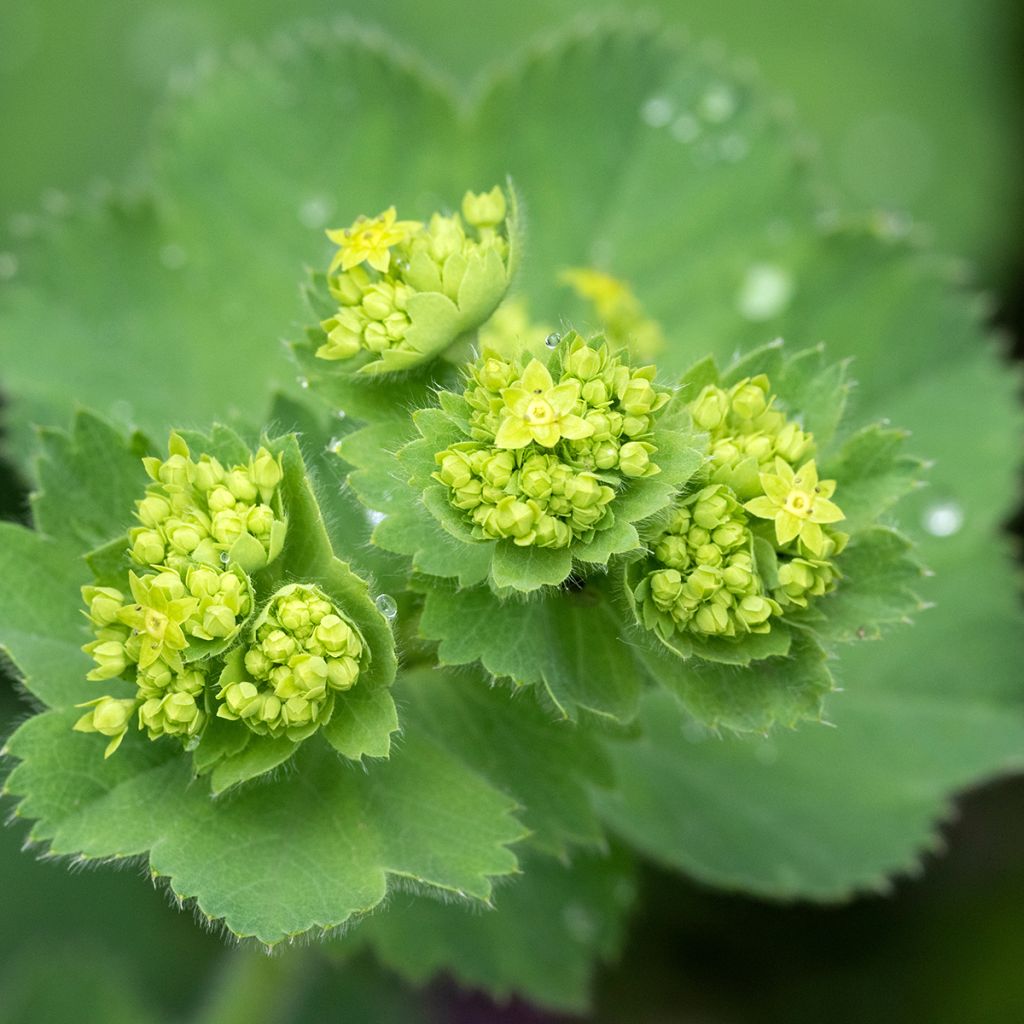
[1,19,1021,1016]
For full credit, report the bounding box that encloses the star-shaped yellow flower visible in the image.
[494,360,595,449]
[326,207,421,274]
[744,458,844,556]
[118,572,197,671]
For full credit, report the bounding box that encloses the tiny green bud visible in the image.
[130,529,165,567]
[729,377,769,419]
[193,456,226,492]
[327,656,360,691]
[461,185,506,228]
[224,468,258,503]
[649,569,683,609]
[136,494,171,528]
[691,385,729,430]
[618,441,653,478]
[262,628,297,663]
[83,586,124,627]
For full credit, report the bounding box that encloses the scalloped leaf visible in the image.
[4,702,525,943]
[351,847,636,1013]
[417,574,654,723]
[396,667,615,855]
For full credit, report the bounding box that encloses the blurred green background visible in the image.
[1,1,1022,1022]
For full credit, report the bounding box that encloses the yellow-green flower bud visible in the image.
[618,441,655,478]
[130,528,165,567]
[461,186,507,229]
[729,377,770,419]
[224,468,258,503]
[74,696,137,756]
[211,509,245,546]
[193,455,226,492]
[691,385,729,430]
[492,497,539,541]
[650,569,683,610]
[84,639,128,681]
[327,657,360,691]
[564,343,603,381]
[136,494,171,528]
[82,586,124,627]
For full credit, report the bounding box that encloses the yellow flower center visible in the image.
[524,398,556,425]
[784,490,813,518]
[144,608,169,639]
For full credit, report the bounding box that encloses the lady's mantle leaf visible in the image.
[351,847,636,1013]
[4,697,526,944]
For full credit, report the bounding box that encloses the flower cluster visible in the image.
[433,334,670,548]
[632,374,846,644]
[75,433,287,757]
[132,432,286,574]
[216,584,364,742]
[316,186,514,373]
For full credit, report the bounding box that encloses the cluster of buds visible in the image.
[215,584,364,742]
[132,433,286,575]
[75,573,215,756]
[434,334,670,548]
[633,486,781,640]
[316,186,513,373]
[75,434,284,757]
[633,373,848,645]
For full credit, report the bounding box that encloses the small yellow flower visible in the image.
[117,572,197,671]
[326,207,422,274]
[744,458,844,556]
[494,360,595,449]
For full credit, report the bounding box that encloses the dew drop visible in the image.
[8,213,38,239]
[298,195,334,230]
[698,83,738,123]
[220,551,230,565]
[640,94,674,128]
[670,114,700,143]
[297,376,310,390]
[375,594,398,621]
[335,408,347,421]
[365,509,385,527]
[41,188,70,216]
[923,501,963,538]
[326,437,343,455]
[159,243,187,270]
[562,903,597,944]
[395,258,410,272]
[737,263,794,322]
[719,133,749,162]
[0,252,18,281]
[185,736,201,752]
[545,332,562,349]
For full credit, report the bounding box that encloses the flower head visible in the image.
[495,360,594,449]
[326,207,421,274]
[744,458,845,556]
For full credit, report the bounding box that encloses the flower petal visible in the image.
[547,381,581,416]
[558,415,595,440]
[810,497,845,524]
[520,359,554,394]
[800,520,825,555]
[501,387,532,418]
[532,423,561,447]
[759,472,791,503]
[744,496,779,520]
[775,509,802,546]
[494,416,534,450]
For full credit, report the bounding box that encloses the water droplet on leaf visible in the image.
[640,94,674,128]
[297,376,310,389]
[375,594,398,621]
[220,551,230,565]
[737,263,793,321]
[298,195,334,229]
[159,244,187,270]
[670,114,700,143]
[335,409,347,421]
[698,83,738,123]
[545,332,561,349]
[923,501,963,538]
[326,437,342,455]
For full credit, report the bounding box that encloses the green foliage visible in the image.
[0,17,1021,1016]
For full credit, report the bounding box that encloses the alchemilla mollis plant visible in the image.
[1,19,1020,1016]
